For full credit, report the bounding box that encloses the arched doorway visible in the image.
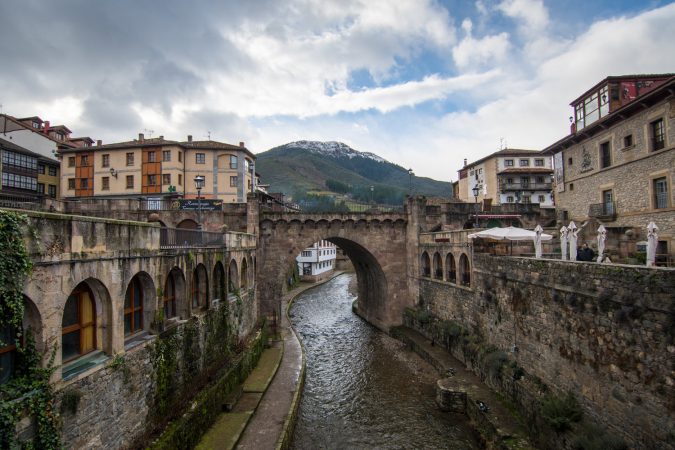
[433,252,443,279]
[177,219,198,229]
[192,264,209,310]
[228,259,239,294]
[420,252,431,277]
[164,267,186,319]
[213,261,226,301]
[459,253,471,286]
[241,258,249,290]
[446,253,456,283]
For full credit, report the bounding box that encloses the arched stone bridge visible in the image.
[257,211,415,330]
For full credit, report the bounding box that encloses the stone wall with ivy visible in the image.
[415,255,674,450]
[55,295,260,449]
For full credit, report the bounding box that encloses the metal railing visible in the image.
[588,201,616,219]
[160,227,224,248]
[499,182,552,190]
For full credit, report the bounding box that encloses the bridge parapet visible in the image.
[13,209,160,263]
[419,230,475,246]
[225,231,257,250]
[261,211,407,225]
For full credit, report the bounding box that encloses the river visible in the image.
[289,273,480,449]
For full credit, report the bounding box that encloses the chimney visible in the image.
[239,141,245,148]
[187,135,192,142]
[159,135,164,140]
[43,120,50,135]
[96,140,102,147]
[463,158,467,167]
[138,133,144,141]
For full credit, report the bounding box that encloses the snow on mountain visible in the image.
[283,140,387,163]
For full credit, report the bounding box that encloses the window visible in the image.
[230,176,238,187]
[80,155,89,166]
[162,150,171,162]
[654,177,668,209]
[602,189,614,215]
[1,322,17,384]
[2,151,37,171]
[469,170,474,176]
[48,166,57,176]
[178,174,183,186]
[230,155,238,169]
[196,153,206,164]
[1,173,37,191]
[504,159,514,167]
[80,178,89,189]
[521,176,530,188]
[536,176,544,183]
[506,177,513,184]
[62,287,96,363]
[535,158,545,167]
[623,134,633,148]
[148,151,156,163]
[124,277,143,336]
[569,183,574,191]
[162,174,171,185]
[48,185,56,198]
[101,177,110,190]
[600,141,611,168]
[519,159,530,167]
[178,151,182,162]
[538,195,545,203]
[68,157,75,167]
[126,175,134,189]
[37,183,45,194]
[147,174,157,186]
[301,251,311,257]
[568,157,573,166]
[126,152,134,166]
[651,118,665,151]
[68,178,76,190]
[38,164,46,174]
[522,195,531,203]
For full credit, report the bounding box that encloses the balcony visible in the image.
[588,201,617,220]
[499,181,552,191]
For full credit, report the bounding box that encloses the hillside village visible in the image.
[0,73,673,450]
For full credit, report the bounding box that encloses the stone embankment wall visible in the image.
[416,255,674,449]
[57,292,260,450]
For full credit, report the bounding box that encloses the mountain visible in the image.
[255,140,452,205]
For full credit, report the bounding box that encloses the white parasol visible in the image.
[568,221,578,261]
[596,224,607,263]
[646,222,659,267]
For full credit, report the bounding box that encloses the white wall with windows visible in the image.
[296,240,337,277]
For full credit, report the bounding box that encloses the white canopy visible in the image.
[468,226,553,241]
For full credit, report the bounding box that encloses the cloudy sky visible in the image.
[1,0,674,181]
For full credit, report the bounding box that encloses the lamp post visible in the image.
[194,175,205,232]
[472,185,480,228]
[408,168,414,195]
[370,185,374,205]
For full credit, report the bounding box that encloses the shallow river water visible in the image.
[289,274,480,450]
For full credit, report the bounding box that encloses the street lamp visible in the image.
[370,185,374,205]
[408,168,414,195]
[472,184,480,228]
[194,175,205,231]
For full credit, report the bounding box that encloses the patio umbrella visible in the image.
[646,222,659,267]
[596,225,607,263]
[568,221,578,261]
[534,225,544,259]
[560,225,568,260]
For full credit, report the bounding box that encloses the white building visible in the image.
[296,240,337,282]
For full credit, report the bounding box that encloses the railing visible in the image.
[499,182,552,190]
[588,201,616,219]
[160,227,224,248]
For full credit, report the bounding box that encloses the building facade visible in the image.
[0,137,59,200]
[58,134,256,203]
[295,239,337,282]
[457,149,554,207]
[543,74,675,262]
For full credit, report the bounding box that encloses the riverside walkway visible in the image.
[197,272,347,450]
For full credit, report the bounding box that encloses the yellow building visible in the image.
[59,134,256,203]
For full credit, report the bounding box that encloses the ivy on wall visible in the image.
[0,211,59,449]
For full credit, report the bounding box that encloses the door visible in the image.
[602,189,614,215]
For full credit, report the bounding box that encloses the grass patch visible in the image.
[242,347,282,393]
[195,412,252,450]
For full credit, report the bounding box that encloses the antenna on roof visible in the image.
[499,137,506,150]
[144,128,154,138]
[206,131,211,140]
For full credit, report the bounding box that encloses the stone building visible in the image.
[456,149,554,208]
[58,134,256,204]
[542,74,675,262]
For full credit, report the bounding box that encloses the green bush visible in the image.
[541,392,583,432]
[572,422,627,450]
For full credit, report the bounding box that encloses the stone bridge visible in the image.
[256,208,419,331]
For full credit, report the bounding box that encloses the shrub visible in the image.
[572,422,627,450]
[541,392,583,432]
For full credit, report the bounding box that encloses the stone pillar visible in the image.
[405,196,426,307]
[436,378,467,413]
[246,193,260,236]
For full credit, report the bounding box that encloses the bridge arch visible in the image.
[257,213,410,330]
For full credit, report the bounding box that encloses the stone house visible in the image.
[58,134,256,204]
[542,74,675,263]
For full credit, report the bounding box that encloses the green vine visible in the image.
[151,331,179,417]
[0,210,33,343]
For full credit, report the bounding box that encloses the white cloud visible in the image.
[497,0,549,36]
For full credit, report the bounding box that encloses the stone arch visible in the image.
[446,253,456,283]
[213,261,226,302]
[192,263,209,310]
[420,251,431,277]
[433,251,443,279]
[124,271,156,337]
[228,259,239,293]
[177,219,198,229]
[1,296,43,384]
[248,255,254,287]
[459,253,471,286]
[164,267,186,320]
[241,258,249,290]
